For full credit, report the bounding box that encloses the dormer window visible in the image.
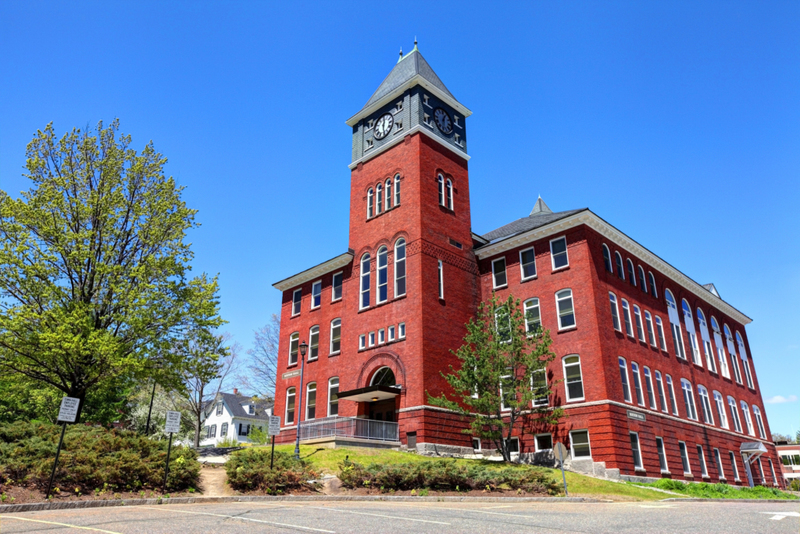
[248,404,255,415]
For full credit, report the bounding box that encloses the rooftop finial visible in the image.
[413,37,418,51]
[398,47,403,63]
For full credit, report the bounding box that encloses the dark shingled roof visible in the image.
[479,208,588,245]
[208,392,273,421]
[360,48,458,111]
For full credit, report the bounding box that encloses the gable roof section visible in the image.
[273,250,354,292]
[207,392,273,421]
[475,208,751,326]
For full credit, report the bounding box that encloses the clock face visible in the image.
[373,113,394,140]
[433,108,453,134]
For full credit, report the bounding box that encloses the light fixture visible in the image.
[299,341,308,357]
[371,397,379,402]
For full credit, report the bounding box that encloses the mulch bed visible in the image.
[0,484,197,505]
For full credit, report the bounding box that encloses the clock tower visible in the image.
[343,44,480,445]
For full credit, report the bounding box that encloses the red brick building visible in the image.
[272,46,782,487]
[776,443,800,488]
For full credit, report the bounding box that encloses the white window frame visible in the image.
[285,387,296,425]
[729,451,741,481]
[306,382,316,421]
[680,379,698,421]
[289,332,299,366]
[697,385,714,425]
[519,247,537,281]
[563,354,585,402]
[618,357,631,403]
[531,368,548,407]
[375,183,383,215]
[446,178,453,210]
[399,322,406,338]
[330,318,341,354]
[394,175,401,205]
[602,244,613,273]
[385,178,393,210]
[626,259,636,287]
[438,259,444,299]
[648,271,658,297]
[550,236,569,271]
[359,334,366,350]
[643,366,656,410]
[378,328,385,345]
[697,445,709,477]
[500,372,513,412]
[524,298,541,334]
[655,370,668,413]
[492,257,507,288]
[656,437,669,473]
[472,437,481,451]
[740,401,755,436]
[679,441,691,475]
[328,377,339,416]
[665,374,679,415]
[631,362,644,406]
[713,390,728,429]
[292,288,302,316]
[308,325,319,361]
[714,448,725,480]
[556,289,576,330]
[728,396,742,432]
[437,174,445,206]
[368,331,375,347]
[331,271,343,302]
[388,325,396,341]
[621,299,633,337]
[609,292,621,331]
[630,432,643,470]
[752,405,766,439]
[367,188,374,218]
[633,305,645,342]
[310,280,322,309]
[645,311,656,346]
[535,433,553,452]
[377,247,388,304]
[615,251,625,279]
[638,265,647,293]
[569,429,592,459]
[394,239,406,297]
[655,316,667,351]
[360,254,371,310]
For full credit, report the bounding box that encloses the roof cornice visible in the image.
[348,125,469,170]
[476,210,752,325]
[272,251,354,292]
[346,74,472,127]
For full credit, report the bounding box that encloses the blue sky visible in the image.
[1,1,798,435]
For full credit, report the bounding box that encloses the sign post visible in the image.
[163,411,181,493]
[554,442,569,497]
[268,415,281,469]
[46,397,80,499]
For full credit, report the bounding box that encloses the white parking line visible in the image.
[305,506,451,525]
[141,506,336,533]
[2,516,123,533]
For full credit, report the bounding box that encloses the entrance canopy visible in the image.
[740,441,768,458]
[337,385,401,403]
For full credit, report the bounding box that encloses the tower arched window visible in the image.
[437,174,445,206]
[626,259,636,286]
[367,188,374,218]
[446,179,453,210]
[385,178,393,210]
[602,244,613,273]
[376,184,383,214]
[394,174,401,205]
[615,252,624,279]
[394,239,406,296]
[377,246,388,303]
[360,254,371,309]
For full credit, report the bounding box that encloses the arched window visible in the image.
[376,184,383,215]
[289,332,299,365]
[360,254,371,309]
[723,324,743,384]
[618,357,631,402]
[524,298,541,333]
[644,311,656,346]
[710,316,730,378]
[286,387,296,424]
[727,396,742,432]
[740,401,755,436]
[654,316,667,351]
[713,390,728,429]
[621,298,633,337]
[367,188,374,218]
[696,308,715,371]
[665,289,686,360]
[615,252,624,279]
[631,361,643,405]
[394,174,401,205]
[437,174,445,206]
[377,246,388,303]
[752,405,766,439]
[665,289,677,309]
[563,355,584,401]
[697,385,714,425]
[446,179,453,209]
[665,374,678,415]
[328,377,339,416]
[556,289,575,330]
[385,178,393,210]
[633,305,645,342]
[394,239,406,296]
[643,366,656,409]
[736,332,755,389]
[648,272,657,297]
[306,383,316,420]
[637,265,647,293]
[682,299,700,364]
[680,379,698,420]
[371,366,396,386]
[602,244,613,273]
[626,259,636,286]
[609,292,620,331]
[654,371,667,413]
[330,318,341,354]
[309,325,319,360]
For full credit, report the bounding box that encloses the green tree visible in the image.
[429,294,564,462]
[0,120,224,422]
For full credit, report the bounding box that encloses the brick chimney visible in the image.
[233,388,238,395]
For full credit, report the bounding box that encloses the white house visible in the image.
[200,389,273,447]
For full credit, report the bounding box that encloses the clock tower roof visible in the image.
[346,46,471,126]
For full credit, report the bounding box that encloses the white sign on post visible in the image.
[57,397,80,423]
[268,415,281,436]
[164,411,182,434]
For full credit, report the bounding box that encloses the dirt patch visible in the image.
[199,465,234,497]
[0,484,195,505]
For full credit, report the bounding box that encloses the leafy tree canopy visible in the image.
[429,293,564,461]
[0,120,224,422]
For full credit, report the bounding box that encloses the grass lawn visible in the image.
[260,444,665,501]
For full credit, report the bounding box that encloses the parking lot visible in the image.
[1,500,798,533]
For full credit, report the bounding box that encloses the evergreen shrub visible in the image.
[225,449,318,494]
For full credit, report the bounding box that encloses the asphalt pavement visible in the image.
[1,500,798,533]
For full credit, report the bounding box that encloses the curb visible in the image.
[660,498,799,503]
[0,495,600,514]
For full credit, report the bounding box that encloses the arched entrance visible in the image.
[369,366,397,422]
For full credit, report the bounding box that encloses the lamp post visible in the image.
[294,340,308,459]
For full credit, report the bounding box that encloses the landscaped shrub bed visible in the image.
[0,422,199,494]
[226,449,319,494]
[646,479,797,499]
[338,458,560,494]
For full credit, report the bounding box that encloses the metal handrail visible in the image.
[298,416,399,442]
